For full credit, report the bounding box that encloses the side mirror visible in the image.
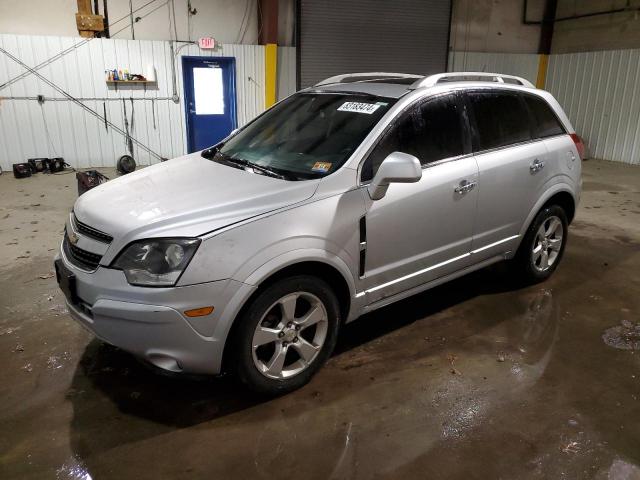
[367,152,422,200]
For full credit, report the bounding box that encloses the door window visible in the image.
[361,95,465,181]
[523,94,566,138]
[468,91,532,151]
[193,67,225,115]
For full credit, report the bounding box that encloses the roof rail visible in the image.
[315,72,422,87]
[410,72,535,89]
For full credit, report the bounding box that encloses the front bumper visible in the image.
[56,247,254,375]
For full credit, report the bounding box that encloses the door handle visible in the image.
[530,159,545,172]
[454,180,477,194]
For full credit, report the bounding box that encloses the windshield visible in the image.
[208,92,396,180]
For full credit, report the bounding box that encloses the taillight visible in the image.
[570,133,585,160]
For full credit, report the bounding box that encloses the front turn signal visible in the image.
[184,306,214,317]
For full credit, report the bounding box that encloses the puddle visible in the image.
[602,320,640,350]
[55,455,92,480]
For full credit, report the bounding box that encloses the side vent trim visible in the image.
[359,216,367,277]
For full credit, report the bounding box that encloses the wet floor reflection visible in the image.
[63,265,569,479]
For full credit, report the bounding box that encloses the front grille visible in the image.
[63,235,103,270]
[73,214,113,243]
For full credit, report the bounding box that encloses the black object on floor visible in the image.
[117,155,136,174]
[48,158,67,173]
[13,163,32,179]
[28,158,48,173]
[76,170,109,196]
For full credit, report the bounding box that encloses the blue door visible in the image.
[182,56,237,152]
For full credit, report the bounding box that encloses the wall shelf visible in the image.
[106,80,157,91]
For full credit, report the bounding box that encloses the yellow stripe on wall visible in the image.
[265,43,277,108]
[536,54,549,89]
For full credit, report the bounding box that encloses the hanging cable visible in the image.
[170,0,179,43]
[0,47,164,161]
[236,0,251,44]
[40,103,59,157]
[129,0,135,39]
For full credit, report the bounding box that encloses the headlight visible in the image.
[112,238,200,287]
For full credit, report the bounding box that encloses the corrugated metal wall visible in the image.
[2,37,639,167]
[546,49,640,165]
[0,34,297,171]
[448,51,539,85]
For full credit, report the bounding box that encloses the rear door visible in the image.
[522,93,577,185]
[466,90,551,259]
[361,93,479,304]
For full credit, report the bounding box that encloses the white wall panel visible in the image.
[0,34,297,171]
[547,49,640,165]
[277,46,297,100]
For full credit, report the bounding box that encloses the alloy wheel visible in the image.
[532,215,564,272]
[251,292,328,379]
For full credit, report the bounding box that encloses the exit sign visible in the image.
[198,37,216,49]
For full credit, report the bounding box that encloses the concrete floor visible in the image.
[0,159,639,479]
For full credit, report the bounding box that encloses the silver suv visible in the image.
[55,72,583,394]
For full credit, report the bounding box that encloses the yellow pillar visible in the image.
[536,54,549,89]
[265,43,277,108]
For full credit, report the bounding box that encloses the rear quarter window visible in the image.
[468,91,532,151]
[523,95,566,138]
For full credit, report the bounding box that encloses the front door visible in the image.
[360,94,479,304]
[182,56,237,152]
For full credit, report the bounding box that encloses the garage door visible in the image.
[298,0,452,88]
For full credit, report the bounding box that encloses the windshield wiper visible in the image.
[222,156,289,180]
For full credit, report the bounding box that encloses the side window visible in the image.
[361,104,422,182]
[361,95,465,181]
[523,95,566,138]
[468,91,532,151]
[415,96,465,164]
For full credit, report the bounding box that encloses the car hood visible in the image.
[73,152,320,244]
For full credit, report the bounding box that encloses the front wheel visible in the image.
[231,275,341,395]
[512,205,568,284]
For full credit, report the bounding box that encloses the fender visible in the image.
[211,248,358,356]
[242,248,356,294]
[517,182,577,244]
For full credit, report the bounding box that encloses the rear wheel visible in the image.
[231,275,340,395]
[513,205,568,284]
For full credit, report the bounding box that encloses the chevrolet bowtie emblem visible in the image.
[68,230,79,245]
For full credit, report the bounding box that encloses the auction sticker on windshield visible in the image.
[311,162,332,173]
[337,102,381,114]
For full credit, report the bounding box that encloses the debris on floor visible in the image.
[0,326,21,336]
[602,320,640,350]
[497,351,506,362]
[447,353,462,375]
[562,440,580,454]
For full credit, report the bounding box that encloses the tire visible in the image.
[231,275,341,395]
[512,205,568,284]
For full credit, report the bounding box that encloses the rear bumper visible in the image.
[56,248,255,375]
